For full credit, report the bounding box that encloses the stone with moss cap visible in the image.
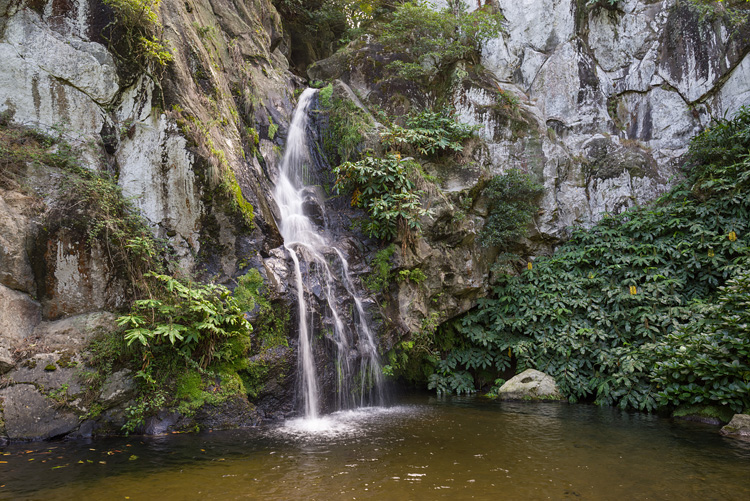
[497,369,563,401]
[720,414,750,440]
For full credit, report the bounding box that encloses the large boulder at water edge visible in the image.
[497,369,563,401]
[720,414,750,440]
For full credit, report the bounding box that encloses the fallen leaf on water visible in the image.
[52,465,68,470]
[99,461,106,465]
[78,461,84,464]
[0,461,7,464]
[28,458,34,462]
[129,455,138,461]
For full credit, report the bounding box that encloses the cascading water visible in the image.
[273,88,385,420]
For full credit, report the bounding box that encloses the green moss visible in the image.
[673,405,736,424]
[239,360,269,399]
[365,244,397,292]
[44,364,57,372]
[268,118,279,141]
[56,351,78,369]
[222,169,255,228]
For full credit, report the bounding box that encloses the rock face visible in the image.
[497,369,563,401]
[0,384,80,440]
[309,0,750,336]
[720,414,750,439]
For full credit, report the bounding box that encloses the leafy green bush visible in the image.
[480,169,545,251]
[375,1,504,83]
[382,110,477,156]
[420,106,750,413]
[651,268,750,413]
[117,272,252,367]
[334,154,429,240]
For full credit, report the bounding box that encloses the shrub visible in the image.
[364,244,397,292]
[651,267,750,413]
[480,169,544,251]
[375,1,504,83]
[103,0,172,72]
[334,154,429,240]
[381,110,477,157]
[117,272,252,367]
[318,86,373,164]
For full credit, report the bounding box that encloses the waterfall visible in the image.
[273,88,385,419]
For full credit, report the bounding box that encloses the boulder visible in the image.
[99,369,135,407]
[5,352,84,394]
[0,284,41,344]
[0,346,13,374]
[497,368,563,401]
[192,395,262,430]
[31,311,118,351]
[720,414,750,439]
[0,384,79,440]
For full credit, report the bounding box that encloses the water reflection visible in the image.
[1,395,748,500]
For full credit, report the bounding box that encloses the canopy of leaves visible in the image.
[374,1,504,82]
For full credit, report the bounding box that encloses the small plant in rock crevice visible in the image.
[102,0,173,81]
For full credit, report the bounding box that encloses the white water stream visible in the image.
[272,88,384,420]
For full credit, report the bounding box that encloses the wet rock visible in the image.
[250,345,296,420]
[143,411,182,435]
[99,369,135,407]
[497,369,563,401]
[720,414,750,439]
[263,247,291,295]
[0,346,13,374]
[0,384,79,440]
[192,395,262,430]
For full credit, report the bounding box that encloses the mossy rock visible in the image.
[673,404,735,425]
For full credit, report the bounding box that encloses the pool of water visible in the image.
[2,394,749,500]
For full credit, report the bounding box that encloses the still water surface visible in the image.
[2,394,749,500]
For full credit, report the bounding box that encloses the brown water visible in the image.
[2,395,749,500]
